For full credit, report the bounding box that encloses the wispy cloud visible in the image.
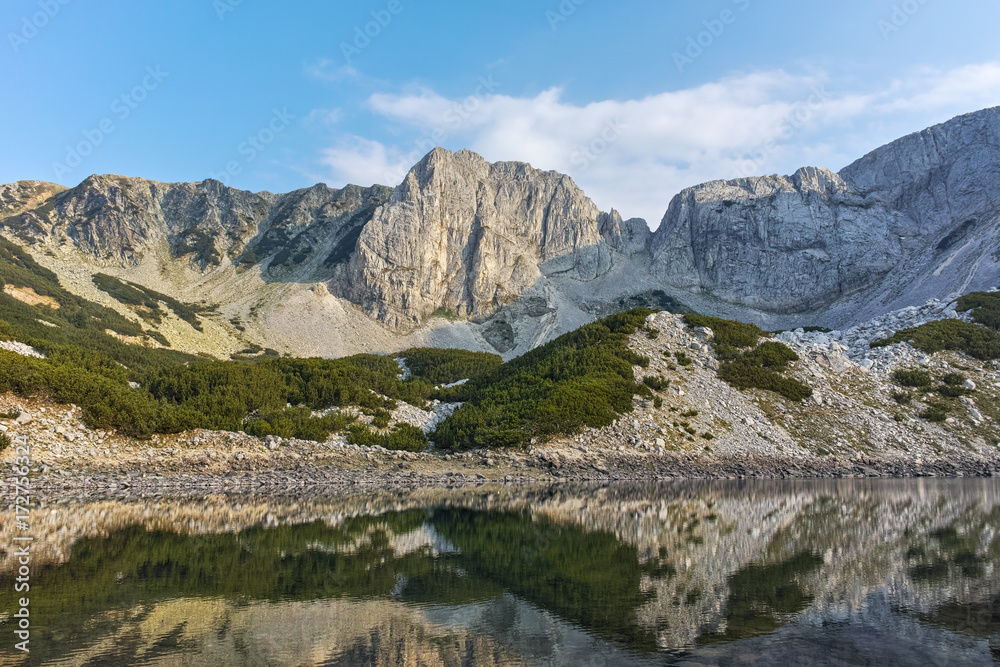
[321,135,415,188]
[304,58,360,83]
[872,62,1000,113]
[318,62,1000,227]
[304,108,344,127]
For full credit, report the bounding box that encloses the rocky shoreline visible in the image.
[23,449,1000,504]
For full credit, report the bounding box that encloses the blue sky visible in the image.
[4,0,1000,226]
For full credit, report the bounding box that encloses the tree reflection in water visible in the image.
[1,480,999,665]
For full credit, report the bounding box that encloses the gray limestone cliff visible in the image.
[649,106,1000,321]
[343,148,636,329]
[649,167,905,312]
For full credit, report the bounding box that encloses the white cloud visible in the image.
[320,135,414,188]
[319,62,1000,227]
[873,62,1000,113]
[368,87,456,127]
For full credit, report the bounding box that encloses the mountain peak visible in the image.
[345,148,623,329]
[842,105,1000,193]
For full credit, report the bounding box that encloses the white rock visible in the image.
[692,327,715,342]
[0,340,44,359]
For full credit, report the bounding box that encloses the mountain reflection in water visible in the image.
[2,479,999,665]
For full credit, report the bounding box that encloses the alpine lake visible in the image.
[3,479,1000,666]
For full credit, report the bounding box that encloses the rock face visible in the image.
[244,183,392,276]
[834,107,1000,317]
[6,175,270,265]
[650,107,1000,320]
[2,175,391,274]
[650,167,905,312]
[0,180,67,219]
[599,209,650,256]
[840,107,1000,234]
[344,148,625,329]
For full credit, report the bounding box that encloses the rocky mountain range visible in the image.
[1,106,998,358]
[654,106,1000,325]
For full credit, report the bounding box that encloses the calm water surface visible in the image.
[2,479,1000,666]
